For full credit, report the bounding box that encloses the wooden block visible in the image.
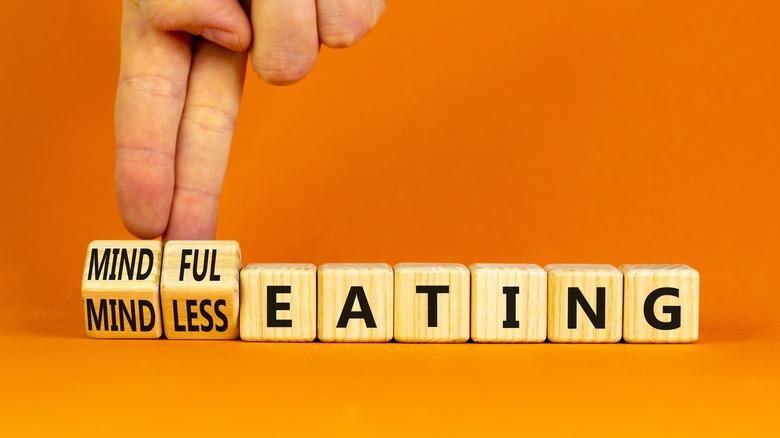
[81,240,163,339]
[394,263,470,343]
[160,240,241,340]
[546,264,623,343]
[621,264,699,343]
[470,264,547,343]
[318,263,393,342]
[239,264,316,342]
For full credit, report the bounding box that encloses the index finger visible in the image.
[115,0,192,238]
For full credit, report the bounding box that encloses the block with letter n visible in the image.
[546,264,623,343]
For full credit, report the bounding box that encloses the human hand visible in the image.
[114,0,385,240]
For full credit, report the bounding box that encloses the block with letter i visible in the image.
[470,264,547,343]
[318,264,393,342]
[621,264,699,343]
[161,240,241,340]
[546,264,623,343]
[81,240,162,339]
[240,264,317,342]
[394,263,470,343]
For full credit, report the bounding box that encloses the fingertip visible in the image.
[251,50,318,85]
[142,0,253,52]
[115,149,174,239]
[317,0,381,48]
[319,29,368,49]
[163,186,219,241]
[201,27,250,52]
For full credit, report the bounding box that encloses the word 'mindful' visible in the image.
[81,240,699,343]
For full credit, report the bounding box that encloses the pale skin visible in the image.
[115,0,386,240]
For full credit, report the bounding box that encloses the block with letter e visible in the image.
[81,240,162,339]
[240,263,317,342]
[394,263,470,343]
[621,264,699,343]
[161,240,241,340]
[318,263,393,342]
[546,264,623,343]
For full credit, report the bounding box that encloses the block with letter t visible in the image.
[81,240,163,339]
[160,240,241,340]
[621,264,699,343]
[546,264,623,343]
[394,263,470,342]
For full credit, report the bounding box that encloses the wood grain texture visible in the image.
[81,240,162,339]
[318,263,393,342]
[394,263,470,343]
[160,240,241,340]
[546,264,622,343]
[621,264,699,343]
[470,264,546,343]
[240,263,316,342]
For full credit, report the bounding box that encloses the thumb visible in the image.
[141,0,252,51]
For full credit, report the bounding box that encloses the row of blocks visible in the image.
[81,240,699,343]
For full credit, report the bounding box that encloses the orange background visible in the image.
[1,1,779,435]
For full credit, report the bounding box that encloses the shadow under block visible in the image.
[546,264,623,343]
[470,264,547,343]
[318,264,393,342]
[394,263,470,343]
[81,240,163,339]
[621,264,699,343]
[160,241,241,340]
[240,264,316,342]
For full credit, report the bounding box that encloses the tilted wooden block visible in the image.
[81,240,162,339]
[240,263,316,342]
[621,264,699,343]
[470,264,547,343]
[160,240,241,340]
[394,263,470,343]
[546,264,622,343]
[318,263,393,342]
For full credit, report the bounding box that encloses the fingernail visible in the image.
[202,27,243,51]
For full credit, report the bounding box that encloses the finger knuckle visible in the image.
[180,104,237,135]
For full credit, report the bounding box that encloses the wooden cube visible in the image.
[81,240,163,339]
[470,264,547,343]
[318,263,393,342]
[240,264,316,342]
[621,264,699,343]
[546,264,623,343]
[160,240,241,340]
[394,263,470,343]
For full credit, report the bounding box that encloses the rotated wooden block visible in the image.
[470,264,547,343]
[546,264,622,343]
[318,263,393,342]
[160,240,241,340]
[621,264,699,343]
[81,240,162,339]
[394,263,469,343]
[240,264,316,342]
